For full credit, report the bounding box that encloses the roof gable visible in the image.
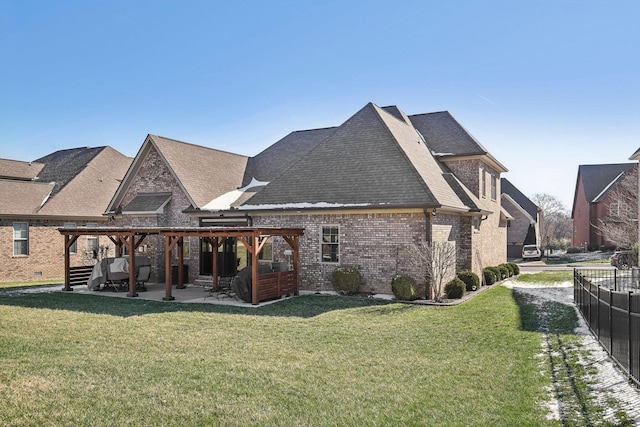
[575,163,636,204]
[108,135,249,212]
[501,178,538,219]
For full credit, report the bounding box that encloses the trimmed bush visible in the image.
[391,274,421,301]
[488,266,502,282]
[566,246,583,254]
[497,265,509,280]
[331,266,362,295]
[444,278,465,299]
[483,268,497,286]
[458,270,480,291]
[500,263,514,277]
[508,262,520,275]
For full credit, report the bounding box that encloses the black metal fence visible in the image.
[574,268,640,386]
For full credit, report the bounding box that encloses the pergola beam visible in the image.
[58,226,304,305]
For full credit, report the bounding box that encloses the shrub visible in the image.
[458,270,480,291]
[483,268,496,286]
[497,265,509,280]
[508,262,520,275]
[391,274,421,301]
[488,266,502,282]
[331,266,362,295]
[444,278,465,299]
[566,246,583,254]
[500,263,514,277]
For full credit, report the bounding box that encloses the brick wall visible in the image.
[112,145,199,283]
[0,219,115,282]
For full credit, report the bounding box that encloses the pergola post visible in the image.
[176,236,185,289]
[62,234,75,291]
[163,235,175,301]
[126,234,138,297]
[212,237,219,290]
[251,234,259,305]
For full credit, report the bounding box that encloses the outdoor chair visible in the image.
[136,265,151,292]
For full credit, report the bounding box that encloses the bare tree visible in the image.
[531,193,573,248]
[594,167,638,249]
[409,240,457,302]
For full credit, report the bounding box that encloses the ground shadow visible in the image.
[0,290,392,319]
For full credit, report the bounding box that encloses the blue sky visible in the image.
[1,1,638,209]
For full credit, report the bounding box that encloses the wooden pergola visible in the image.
[58,226,304,305]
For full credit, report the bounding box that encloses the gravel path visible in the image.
[504,280,640,424]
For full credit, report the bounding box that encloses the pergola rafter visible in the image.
[58,226,304,305]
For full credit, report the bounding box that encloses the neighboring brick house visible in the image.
[501,178,540,258]
[571,163,637,249]
[0,147,131,282]
[106,102,510,294]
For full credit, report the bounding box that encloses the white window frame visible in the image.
[13,222,29,256]
[481,169,486,198]
[320,225,340,264]
[86,223,98,257]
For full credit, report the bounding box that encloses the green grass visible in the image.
[0,282,630,426]
[517,270,574,284]
[0,279,63,290]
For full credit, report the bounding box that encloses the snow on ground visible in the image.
[504,279,640,424]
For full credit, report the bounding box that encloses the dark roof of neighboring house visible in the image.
[575,163,637,205]
[0,158,45,180]
[501,178,538,219]
[239,102,475,211]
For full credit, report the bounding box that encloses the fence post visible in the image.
[629,291,633,379]
[614,268,618,292]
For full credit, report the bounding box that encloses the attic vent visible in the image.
[416,129,426,144]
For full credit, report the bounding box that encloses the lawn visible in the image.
[0,285,564,426]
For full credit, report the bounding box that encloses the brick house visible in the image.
[106,103,509,294]
[501,178,540,258]
[0,147,131,282]
[571,163,637,249]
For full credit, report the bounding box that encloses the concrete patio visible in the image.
[70,282,296,308]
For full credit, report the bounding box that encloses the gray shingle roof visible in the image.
[576,163,637,204]
[122,193,172,213]
[0,158,44,180]
[243,127,336,186]
[1,146,131,218]
[240,103,470,210]
[501,178,538,219]
[34,147,105,197]
[409,111,488,156]
[150,135,249,208]
[0,179,54,215]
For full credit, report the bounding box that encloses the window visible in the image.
[481,170,486,198]
[13,222,28,256]
[491,175,497,201]
[258,237,273,261]
[321,226,339,263]
[63,222,77,253]
[609,202,620,217]
[86,223,98,258]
